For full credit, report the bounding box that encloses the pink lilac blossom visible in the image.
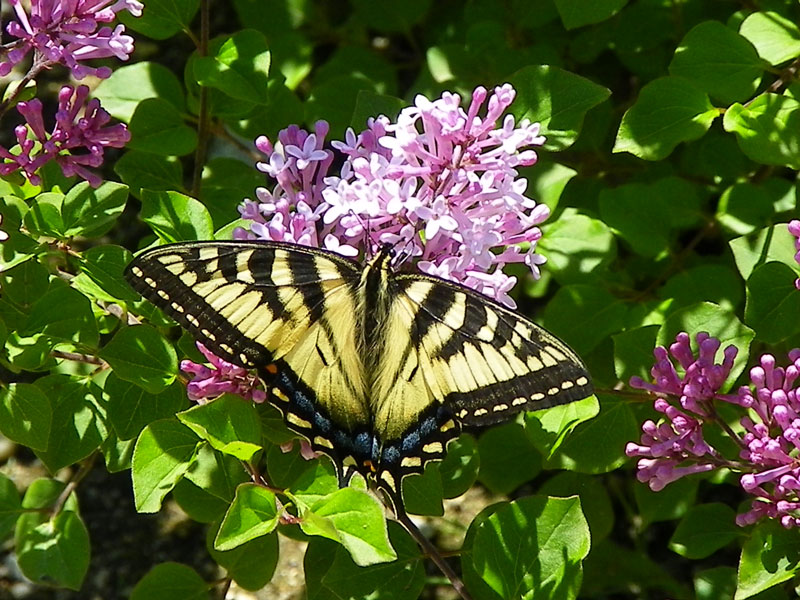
[180,343,267,405]
[0,84,130,186]
[789,220,800,290]
[234,84,549,309]
[0,0,142,79]
[628,332,800,528]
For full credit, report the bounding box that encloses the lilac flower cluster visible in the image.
[1,0,142,79]
[236,84,549,308]
[180,343,266,404]
[0,85,130,187]
[628,332,800,528]
[184,84,553,403]
[790,219,800,289]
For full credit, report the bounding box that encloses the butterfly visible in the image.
[125,240,593,515]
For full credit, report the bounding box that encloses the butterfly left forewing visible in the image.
[125,241,373,479]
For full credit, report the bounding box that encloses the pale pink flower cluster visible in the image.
[0,85,130,187]
[0,0,142,79]
[235,84,549,308]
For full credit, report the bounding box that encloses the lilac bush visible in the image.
[628,330,800,529]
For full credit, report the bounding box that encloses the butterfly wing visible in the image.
[125,241,371,471]
[371,271,593,490]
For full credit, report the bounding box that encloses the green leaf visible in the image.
[207,523,278,591]
[16,511,90,591]
[723,94,800,169]
[3,333,56,371]
[744,262,800,343]
[538,211,616,284]
[215,484,279,551]
[132,419,199,512]
[1,258,49,308]
[659,265,744,312]
[265,442,321,489]
[101,432,136,473]
[32,375,105,472]
[554,0,627,29]
[477,422,541,495]
[140,190,214,242]
[0,383,52,451]
[95,61,186,122]
[61,181,129,238]
[669,21,763,103]
[669,503,740,559]
[695,567,737,600]
[509,65,611,150]
[22,280,99,346]
[178,394,262,461]
[470,496,590,600]
[306,75,375,137]
[634,477,698,526]
[128,98,198,156]
[541,284,627,355]
[76,244,139,302]
[305,521,424,599]
[130,562,210,600]
[739,11,800,66]
[121,0,200,41]
[100,325,178,394]
[401,462,444,517]
[183,443,248,503]
[539,394,635,474]
[106,374,188,440]
[526,394,599,456]
[614,76,718,160]
[287,460,339,507]
[613,325,660,382]
[193,30,271,104]
[737,521,800,599]
[438,434,479,499]
[115,151,184,196]
[0,472,22,539]
[730,223,798,282]
[172,479,229,524]
[301,487,396,566]
[23,192,66,238]
[539,471,614,544]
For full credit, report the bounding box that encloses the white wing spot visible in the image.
[145,277,157,288]
[492,403,509,412]
[287,413,312,429]
[186,314,199,327]
[171,302,185,313]
[531,393,545,401]
[130,266,143,277]
[313,436,334,450]
[576,376,589,386]
[457,409,468,418]
[219,343,234,354]
[548,387,560,395]
[473,408,488,417]
[422,442,443,454]
[561,380,575,390]
[156,289,169,300]
[272,388,290,403]
[401,456,422,468]
[512,397,527,406]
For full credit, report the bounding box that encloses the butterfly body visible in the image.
[125,241,593,511]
